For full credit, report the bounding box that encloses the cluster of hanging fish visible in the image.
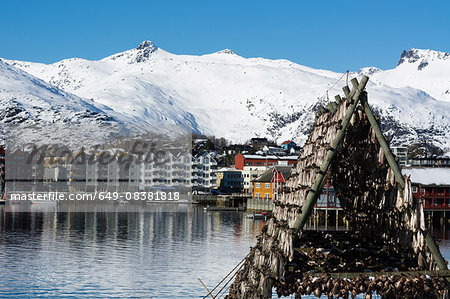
[273,230,448,298]
[275,273,447,298]
[291,231,419,273]
[329,105,432,269]
[227,90,444,299]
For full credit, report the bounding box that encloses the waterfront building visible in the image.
[42,149,193,192]
[241,166,268,195]
[403,167,450,209]
[192,152,218,191]
[0,147,4,195]
[215,168,243,193]
[410,155,450,167]
[247,165,292,211]
[252,165,292,201]
[6,148,45,191]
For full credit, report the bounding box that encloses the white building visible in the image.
[391,146,408,167]
[44,149,193,192]
[192,152,218,191]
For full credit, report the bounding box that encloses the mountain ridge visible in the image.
[2,42,450,152]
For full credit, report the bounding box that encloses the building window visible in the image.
[255,183,260,188]
[264,193,270,200]
[412,186,418,193]
[255,193,260,199]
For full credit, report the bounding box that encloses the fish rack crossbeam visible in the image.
[310,270,450,278]
[225,76,449,299]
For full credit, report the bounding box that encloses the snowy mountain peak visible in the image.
[134,40,158,62]
[103,40,159,63]
[397,48,450,69]
[136,40,158,52]
[216,49,237,55]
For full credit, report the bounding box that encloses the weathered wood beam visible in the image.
[342,86,351,98]
[309,270,450,279]
[293,76,369,232]
[424,229,449,271]
[359,94,404,189]
[334,95,342,104]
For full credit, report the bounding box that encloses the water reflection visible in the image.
[0,204,449,298]
[0,204,264,298]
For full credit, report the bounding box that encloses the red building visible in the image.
[403,167,450,210]
[234,153,298,170]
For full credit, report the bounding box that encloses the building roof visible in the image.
[253,165,292,182]
[242,154,298,160]
[281,140,293,145]
[217,167,240,172]
[402,167,450,186]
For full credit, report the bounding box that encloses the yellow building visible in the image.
[253,181,273,200]
[252,165,292,201]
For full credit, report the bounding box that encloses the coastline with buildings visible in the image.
[3,137,449,232]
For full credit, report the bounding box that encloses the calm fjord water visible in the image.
[0,204,449,298]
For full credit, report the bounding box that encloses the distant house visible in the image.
[280,140,297,151]
[289,146,301,155]
[262,145,286,156]
[226,144,252,155]
[250,137,270,150]
[252,165,292,201]
[251,137,269,145]
[193,138,208,144]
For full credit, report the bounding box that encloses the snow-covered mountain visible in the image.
[3,42,450,151]
[358,48,450,103]
[0,58,132,147]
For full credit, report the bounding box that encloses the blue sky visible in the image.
[1,0,449,72]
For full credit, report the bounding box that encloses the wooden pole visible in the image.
[293,76,369,232]
[198,278,214,299]
[309,269,450,279]
[423,229,449,271]
[359,93,404,189]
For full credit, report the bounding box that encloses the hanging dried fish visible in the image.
[226,80,445,299]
